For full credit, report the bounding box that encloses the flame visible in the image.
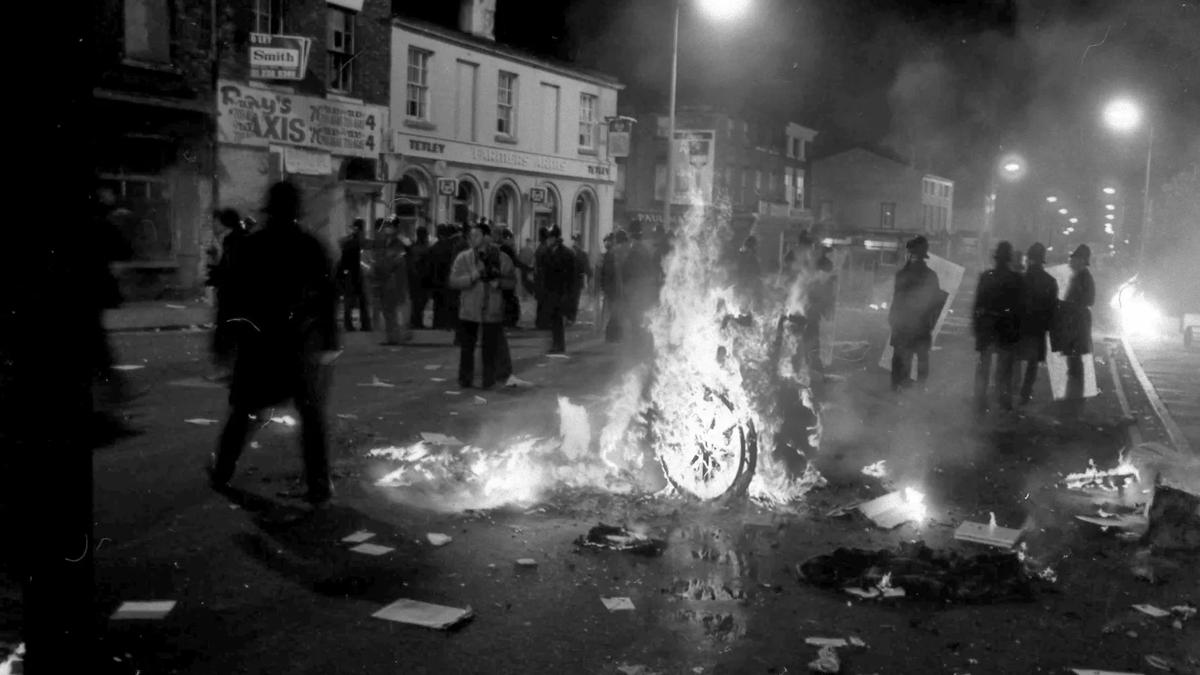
[902,487,927,523]
[1064,456,1140,491]
[1110,277,1164,339]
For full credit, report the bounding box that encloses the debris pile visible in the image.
[575,523,667,556]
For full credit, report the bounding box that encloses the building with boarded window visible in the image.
[387,1,622,254]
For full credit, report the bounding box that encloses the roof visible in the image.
[393,18,624,90]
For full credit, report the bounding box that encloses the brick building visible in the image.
[616,106,817,270]
[91,0,218,299]
[215,0,394,251]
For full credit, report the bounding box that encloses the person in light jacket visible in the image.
[449,222,516,389]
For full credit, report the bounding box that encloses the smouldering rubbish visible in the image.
[857,489,926,529]
[1064,458,1140,491]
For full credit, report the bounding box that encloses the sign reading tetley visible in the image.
[395,132,614,183]
[217,80,386,158]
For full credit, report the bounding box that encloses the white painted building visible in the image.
[387,8,622,252]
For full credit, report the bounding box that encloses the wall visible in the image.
[811,149,924,233]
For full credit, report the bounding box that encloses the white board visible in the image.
[1046,264,1098,400]
[879,254,965,378]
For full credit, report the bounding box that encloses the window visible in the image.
[124,0,170,63]
[253,0,286,34]
[795,168,806,207]
[785,169,793,204]
[880,202,896,229]
[497,71,517,136]
[579,93,598,148]
[327,8,354,93]
[406,48,431,119]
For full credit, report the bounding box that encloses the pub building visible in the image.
[386,2,622,253]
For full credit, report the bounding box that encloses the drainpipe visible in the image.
[210,0,220,223]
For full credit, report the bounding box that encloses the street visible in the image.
[24,293,1190,674]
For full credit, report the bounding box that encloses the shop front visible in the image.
[215,80,389,247]
[387,133,615,254]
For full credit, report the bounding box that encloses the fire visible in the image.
[902,487,927,523]
[370,194,826,510]
[1110,276,1164,339]
[1064,457,1141,491]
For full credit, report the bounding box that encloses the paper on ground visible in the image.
[336,413,358,420]
[113,364,145,371]
[165,304,187,309]
[516,558,538,567]
[1132,604,1171,618]
[358,376,395,388]
[546,353,570,359]
[601,597,635,611]
[112,601,176,620]
[444,390,462,396]
[184,418,218,426]
[169,377,224,389]
[372,598,474,629]
[1075,514,1147,530]
[350,543,394,556]
[954,521,1023,549]
[506,375,533,387]
[858,491,917,529]
[473,396,487,404]
[424,364,442,370]
[430,377,447,382]
[805,637,848,647]
[342,530,375,544]
[426,533,452,546]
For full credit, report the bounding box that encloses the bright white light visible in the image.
[1105,224,1114,234]
[1111,279,1163,339]
[697,0,751,20]
[903,487,927,524]
[1103,187,1116,195]
[1058,208,1069,215]
[1003,161,1021,173]
[1046,196,1058,203]
[1106,204,1116,211]
[1106,214,1115,220]
[1104,98,1143,132]
[1069,217,1078,224]
[1063,229,1071,236]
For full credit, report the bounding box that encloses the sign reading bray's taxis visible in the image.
[217,80,386,158]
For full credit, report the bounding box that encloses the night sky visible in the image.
[397,0,1200,236]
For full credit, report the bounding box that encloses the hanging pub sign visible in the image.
[437,178,458,196]
[607,117,636,158]
[530,187,547,204]
[249,33,313,81]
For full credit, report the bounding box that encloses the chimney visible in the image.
[459,0,496,41]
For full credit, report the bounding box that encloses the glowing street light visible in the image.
[1069,217,1078,224]
[1102,95,1154,267]
[1058,208,1069,215]
[1103,98,1143,133]
[1105,204,1116,211]
[1103,187,1116,195]
[664,0,751,226]
[1106,214,1115,220]
[1046,196,1058,203]
[1003,161,1022,173]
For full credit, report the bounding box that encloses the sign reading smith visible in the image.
[249,33,312,81]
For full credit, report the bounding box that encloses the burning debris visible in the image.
[857,488,927,529]
[576,523,667,556]
[797,541,1042,603]
[1065,459,1140,492]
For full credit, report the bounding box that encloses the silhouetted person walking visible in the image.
[539,226,576,354]
[1052,244,1095,417]
[888,236,945,392]
[408,224,431,328]
[337,218,371,332]
[208,181,339,505]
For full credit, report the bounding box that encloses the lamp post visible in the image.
[1102,97,1154,267]
[662,0,749,229]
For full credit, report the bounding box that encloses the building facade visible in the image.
[616,107,818,269]
[92,0,217,299]
[810,147,955,238]
[387,12,622,253]
[214,0,394,253]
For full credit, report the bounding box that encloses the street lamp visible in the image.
[1058,208,1069,215]
[1103,186,1116,195]
[1105,204,1115,210]
[663,0,750,228]
[1102,96,1154,267]
[1046,195,1058,203]
[1069,217,1078,224]
[1106,214,1115,220]
[1003,161,1022,174]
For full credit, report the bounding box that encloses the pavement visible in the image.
[5,290,1200,674]
[1125,331,1200,455]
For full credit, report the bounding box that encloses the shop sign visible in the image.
[608,117,635,158]
[395,133,615,183]
[530,187,546,204]
[217,80,386,158]
[669,130,716,206]
[248,33,312,81]
[437,178,457,196]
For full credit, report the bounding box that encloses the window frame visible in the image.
[578,93,598,149]
[880,201,896,229]
[406,47,432,120]
[497,71,517,137]
[326,7,355,94]
[253,0,286,34]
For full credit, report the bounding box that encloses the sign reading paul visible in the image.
[216,80,387,158]
[248,33,312,81]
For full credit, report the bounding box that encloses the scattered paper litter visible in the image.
[444,390,461,396]
[358,376,395,388]
[473,396,487,405]
[515,558,538,567]
[169,377,224,389]
[1075,514,1147,530]
[954,520,1023,549]
[1132,604,1171,618]
[805,637,848,647]
[601,597,635,611]
[341,530,375,544]
[616,664,660,675]
[426,533,452,546]
[113,364,145,371]
[546,353,570,359]
[372,598,474,629]
[184,418,218,426]
[857,490,921,529]
[349,543,394,556]
[861,460,887,478]
[269,415,297,426]
[424,364,442,370]
[844,587,880,599]
[430,377,447,382]
[165,304,187,309]
[111,601,176,620]
[848,636,866,647]
[807,644,841,673]
[336,413,358,420]
[506,375,533,388]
